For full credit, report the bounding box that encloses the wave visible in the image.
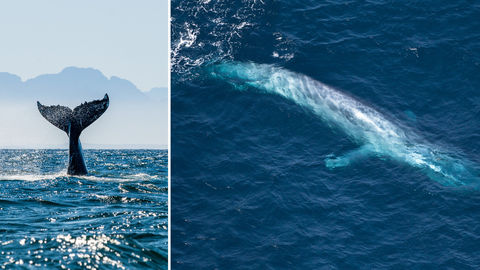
[171,0,266,77]
[0,173,66,181]
[0,172,162,182]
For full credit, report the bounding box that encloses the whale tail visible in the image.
[37,94,109,135]
[37,94,109,175]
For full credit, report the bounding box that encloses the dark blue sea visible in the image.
[0,149,168,269]
[172,0,480,269]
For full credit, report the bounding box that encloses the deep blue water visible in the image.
[0,149,167,269]
[172,0,480,269]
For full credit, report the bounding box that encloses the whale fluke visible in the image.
[73,94,110,130]
[36,103,73,133]
[37,94,109,175]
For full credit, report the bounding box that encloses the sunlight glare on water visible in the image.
[0,149,167,269]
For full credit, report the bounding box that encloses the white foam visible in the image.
[0,172,66,181]
[0,172,159,182]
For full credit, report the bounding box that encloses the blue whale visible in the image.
[37,94,109,175]
[209,61,479,187]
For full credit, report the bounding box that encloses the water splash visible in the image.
[171,0,266,77]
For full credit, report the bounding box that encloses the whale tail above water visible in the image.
[37,94,109,175]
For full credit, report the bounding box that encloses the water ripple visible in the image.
[0,149,167,269]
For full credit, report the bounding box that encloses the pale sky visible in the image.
[0,0,167,91]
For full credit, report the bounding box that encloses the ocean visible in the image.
[0,149,168,269]
[172,0,480,269]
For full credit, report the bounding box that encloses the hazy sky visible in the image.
[0,0,167,91]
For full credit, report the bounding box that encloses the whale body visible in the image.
[37,94,109,175]
[209,61,478,187]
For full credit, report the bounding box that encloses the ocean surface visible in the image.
[0,149,168,269]
[172,0,480,269]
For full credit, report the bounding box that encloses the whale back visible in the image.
[209,62,405,147]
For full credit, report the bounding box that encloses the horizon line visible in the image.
[0,66,168,92]
[0,144,167,150]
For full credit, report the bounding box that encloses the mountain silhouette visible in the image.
[0,67,167,148]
